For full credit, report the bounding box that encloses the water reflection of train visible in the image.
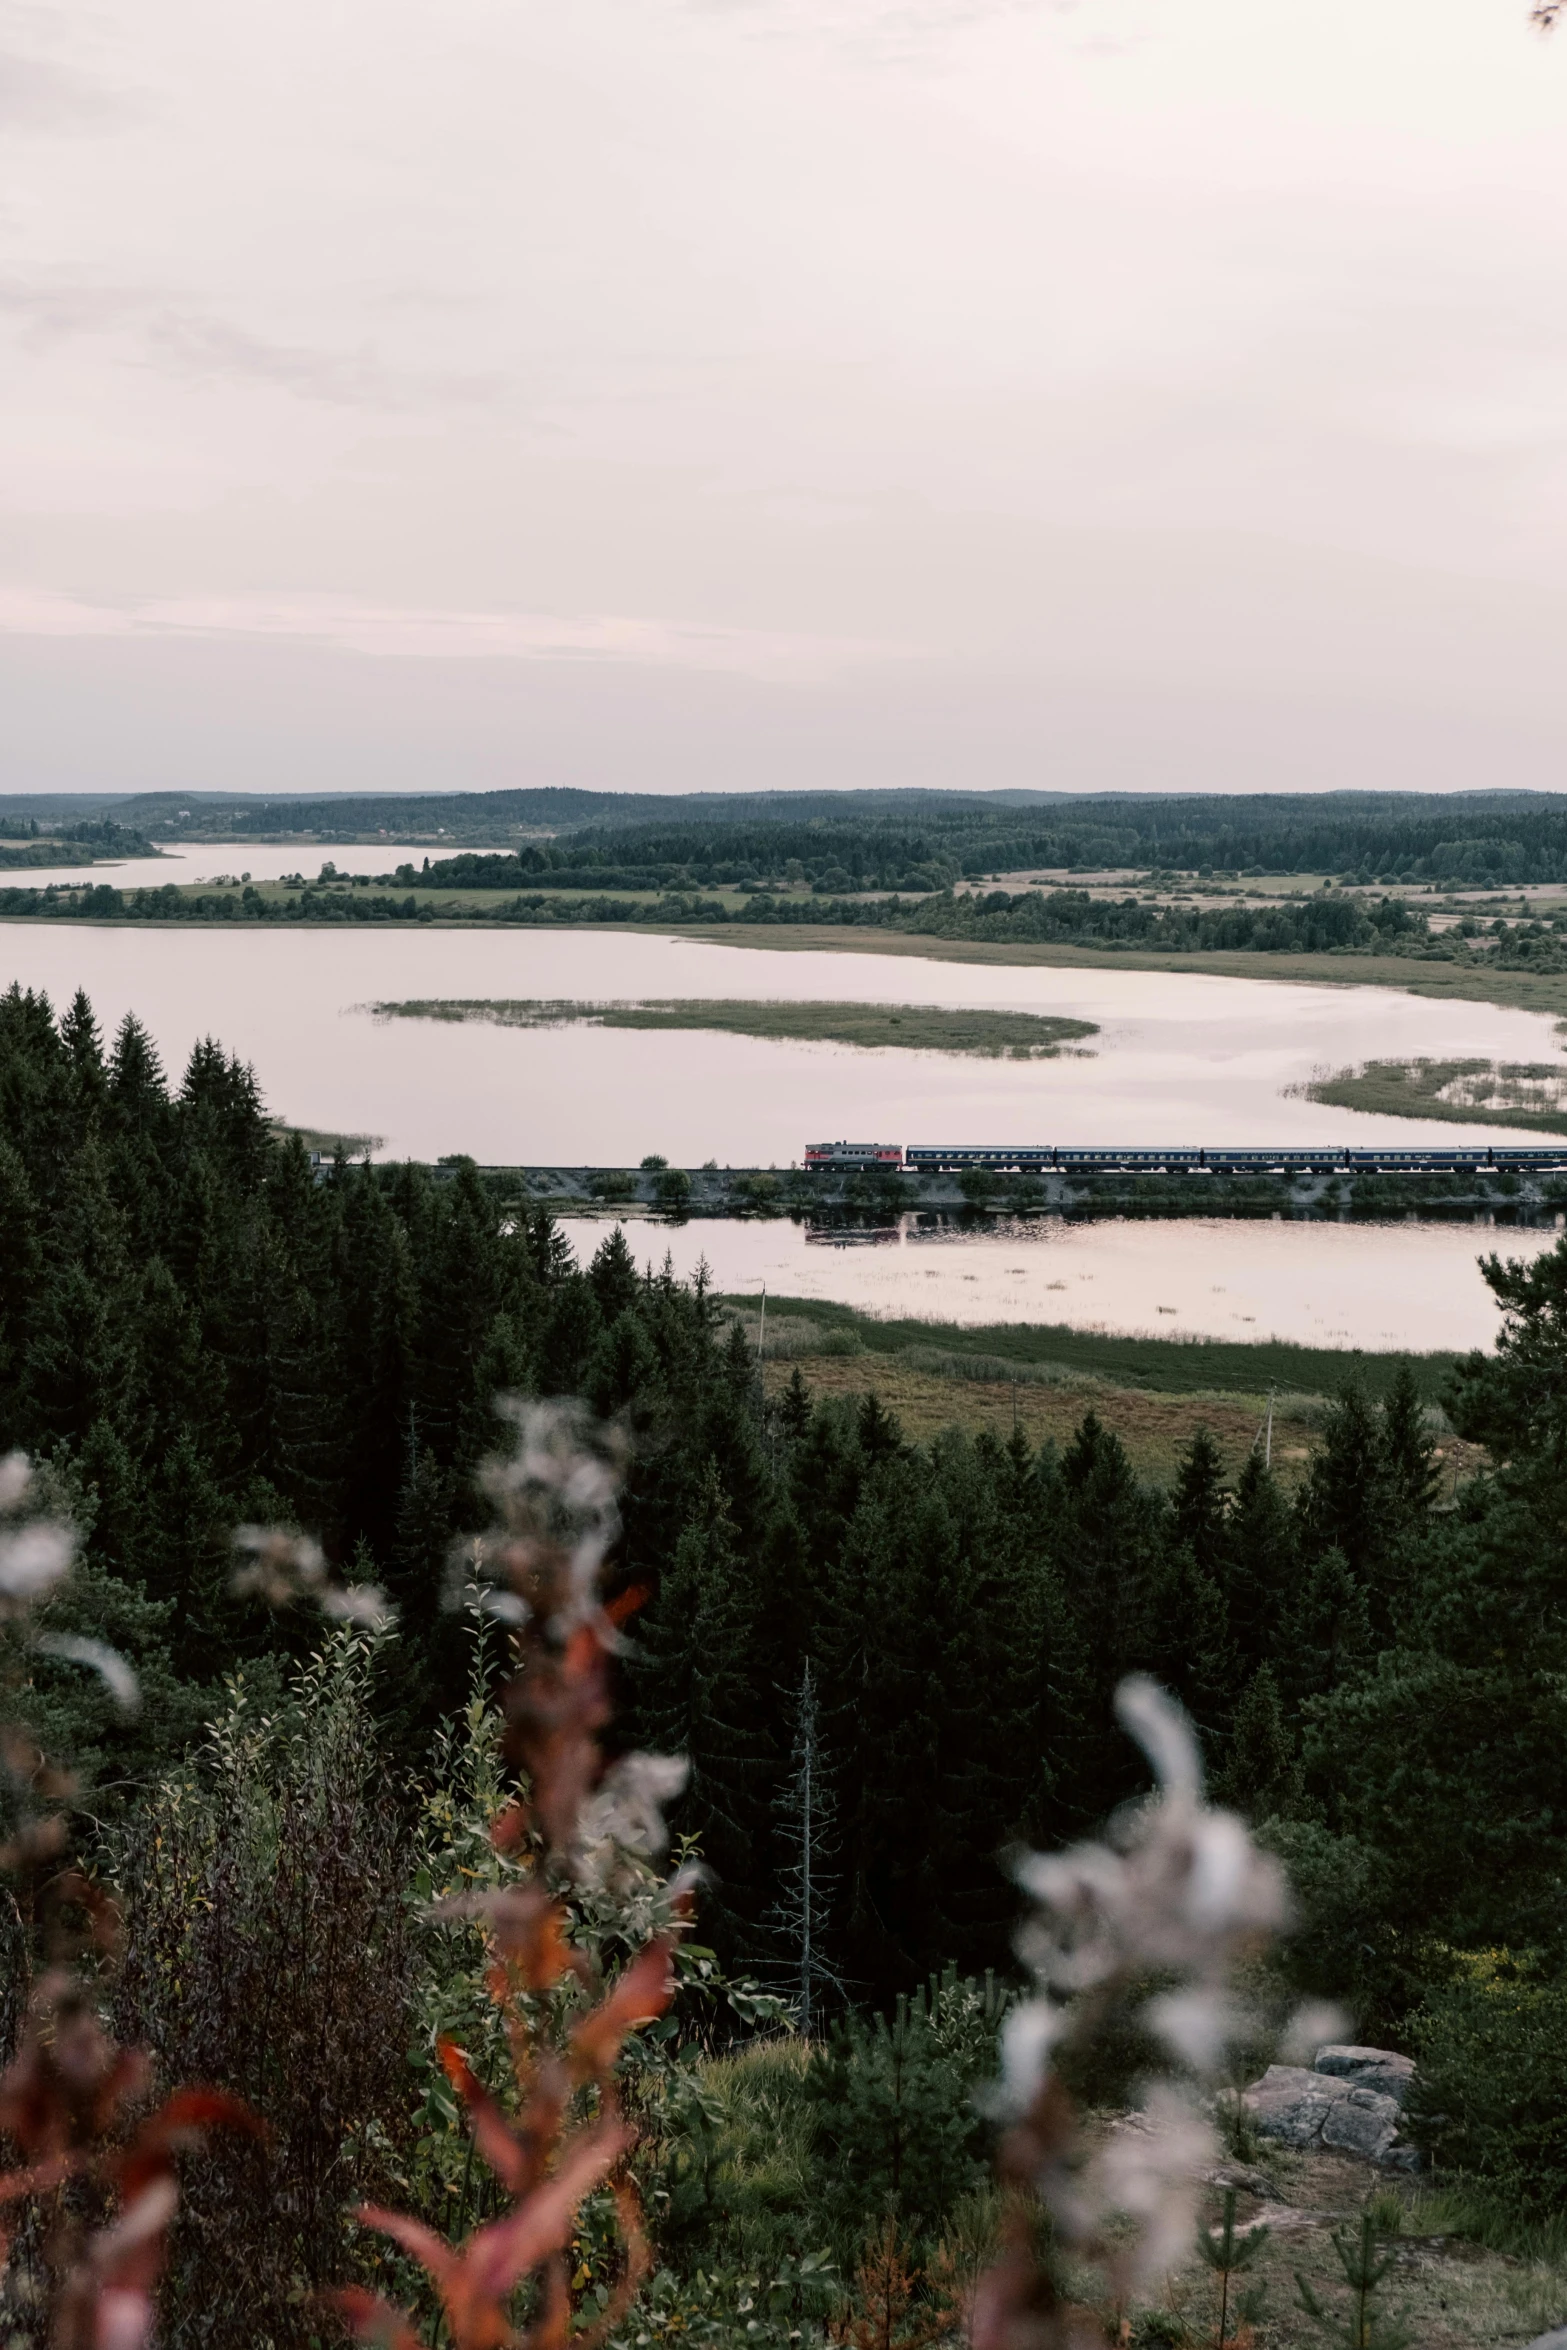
[804,1140,1567,1174]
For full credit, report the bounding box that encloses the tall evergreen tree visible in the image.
[1172,1425,1227,1572]
[631,1462,774,1951]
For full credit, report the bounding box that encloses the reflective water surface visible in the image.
[0,921,1559,1163]
[3,840,438,892]
[562,1211,1557,1353]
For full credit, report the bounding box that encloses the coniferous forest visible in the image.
[6,979,1567,2345]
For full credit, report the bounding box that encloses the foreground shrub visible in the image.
[1406,1949,1567,2211]
[804,1973,1007,2257]
[110,1628,413,2350]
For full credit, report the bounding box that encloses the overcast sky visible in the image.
[3,0,1567,799]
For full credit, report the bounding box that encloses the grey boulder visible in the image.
[1311,2044,1416,2107]
[1242,2046,1419,2169]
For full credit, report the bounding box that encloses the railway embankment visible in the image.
[408,1159,1567,1222]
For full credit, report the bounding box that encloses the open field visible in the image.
[1304,1056,1567,1134]
[371,996,1098,1056]
[756,1344,1327,1483]
[731,1301,1481,1486]
[662,922,1567,1022]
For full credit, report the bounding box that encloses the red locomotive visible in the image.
[803,1141,904,1170]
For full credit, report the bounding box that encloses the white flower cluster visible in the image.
[1000,1675,1304,2296]
[230,1524,393,1627]
[471,1397,629,1633]
[0,1451,75,1614]
[0,1452,138,1713]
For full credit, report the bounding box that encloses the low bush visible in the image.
[1406,1950,1567,2211]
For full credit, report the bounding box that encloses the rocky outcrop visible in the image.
[1242,2044,1419,2170]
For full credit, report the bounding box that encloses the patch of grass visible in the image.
[679,2040,821,2276]
[666,922,1567,1023]
[1305,1056,1567,1135]
[725,1292,1462,1401]
[1398,2178,1567,2268]
[758,1351,1319,1485]
[370,997,1098,1057]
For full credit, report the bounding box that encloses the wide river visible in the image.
[3,868,1563,1348]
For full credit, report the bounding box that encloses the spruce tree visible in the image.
[587,1225,642,1324]
[1219,1453,1297,1672]
[1380,1366,1439,1520]
[630,1460,774,1951]
[777,1367,814,1442]
[1285,1545,1371,1703]
[1172,1425,1227,1571]
[1216,1663,1303,1819]
[1298,1383,1391,1583]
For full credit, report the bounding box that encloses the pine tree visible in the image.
[587,1225,642,1324]
[1299,1384,1391,1582]
[1216,1663,1303,1819]
[778,1367,814,1442]
[630,1461,774,1949]
[1379,1367,1439,1520]
[1219,1453,1297,1672]
[1196,2190,1269,2347]
[1173,1425,1228,1572]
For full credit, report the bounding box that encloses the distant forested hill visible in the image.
[9,785,1567,886]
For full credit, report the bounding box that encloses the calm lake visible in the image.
[0,920,1559,1166]
[560,1211,1556,1354]
[3,916,1561,1348]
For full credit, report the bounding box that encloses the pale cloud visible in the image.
[0,585,901,680]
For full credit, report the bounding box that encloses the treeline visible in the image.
[6,985,1567,2057]
[17,785,1567,884]
[516,794,1567,890]
[13,874,1556,970]
[0,816,155,868]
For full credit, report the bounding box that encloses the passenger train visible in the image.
[803,1140,1567,1174]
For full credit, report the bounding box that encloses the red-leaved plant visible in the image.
[333,1402,693,2350]
[0,1452,258,2350]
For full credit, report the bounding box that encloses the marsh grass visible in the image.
[371,998,1098,1058]
[1303,1056,1567,1135]
[723,1294,1460,1401]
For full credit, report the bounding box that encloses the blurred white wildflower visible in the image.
[574,1752,688,1893]
[0,1520,75,1609]
[0,1451,34,1513]
[231,1526,394,1628]
[991,1674,1296,2329]
[469,1398,629,1634]
[1279,1997,1350,2064]
[36,1634,140,1716]
[320,1583,397,1630]
[1095,2086,1216,2291]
